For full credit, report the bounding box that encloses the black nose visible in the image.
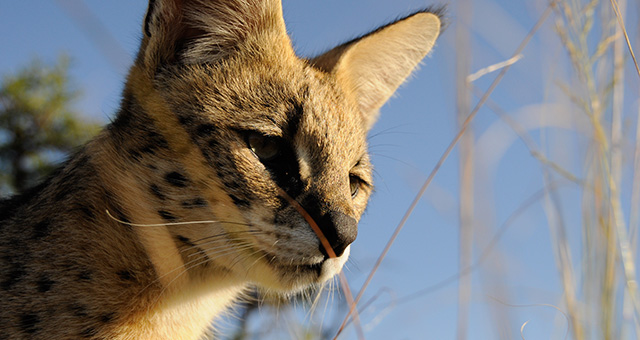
[317,210,358,257]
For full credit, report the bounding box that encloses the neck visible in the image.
[74,97,248,338]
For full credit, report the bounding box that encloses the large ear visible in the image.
[138,0,288,68]
[312,10,442,130]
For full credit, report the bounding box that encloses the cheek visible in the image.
[352,190,372,217]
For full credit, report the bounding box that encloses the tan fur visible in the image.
[0,1,441,339]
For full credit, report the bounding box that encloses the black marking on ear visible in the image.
[149,184,166,201]
[165,171,188,187]
[117,270,135,282]
[19,313,40,334]
[32,220,51,240]
[36,276,55,293]
[158,210,177,221]
[144,0,157,37]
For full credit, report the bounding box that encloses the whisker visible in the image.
[178,232,262,255]
[186,229,264,247]
[106,209,221,227]
[191,243,254,258]
[246,252,268,271]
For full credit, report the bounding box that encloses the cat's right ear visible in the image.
[138,0,288,70]
[138,0,203,68]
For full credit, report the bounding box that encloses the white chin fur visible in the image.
[318,245,350,283]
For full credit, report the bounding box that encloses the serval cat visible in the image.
[0,0,442,339]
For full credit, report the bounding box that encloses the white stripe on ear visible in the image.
[312,11,442,130]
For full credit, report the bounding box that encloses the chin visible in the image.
[246,246,351,293]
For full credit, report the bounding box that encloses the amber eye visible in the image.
[247,133,279,162]
[349,175,360,198]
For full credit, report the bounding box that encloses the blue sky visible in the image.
[2,1,639,339]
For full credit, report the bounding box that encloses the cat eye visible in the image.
[349,175,360,198]
[247,132,279,162]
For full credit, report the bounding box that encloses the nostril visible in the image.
[317,211,358,258]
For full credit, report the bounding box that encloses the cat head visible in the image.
[127,0,441,292]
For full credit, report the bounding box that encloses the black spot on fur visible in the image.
[128,149,143,162]
[2,263,26,290]
[36,276,55,293]
[178,114,194,126]
[69,304,89,317]
[228,194,251,208]
[223,181,240,190]
[78,270,93,281]
[77,205,96,220]
[80,326,98,338]
[146,131,169,149]
[196,124,216,137]
[176,235,195,247]
[285,99,304,138]
[182,197,207,209]
[165,171,188,187]
[32,220,51,239]
[19,313,40,334]
[208,139,219,148]
[117,270,135,282]
[213,160,226,169]
[100,312,116,324]
[149,184,166,201]
[158,210,177,221]
[139,144,157,155]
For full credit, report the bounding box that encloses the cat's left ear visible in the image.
[312,10,442,130]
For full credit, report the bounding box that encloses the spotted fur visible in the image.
[0,1,441,339]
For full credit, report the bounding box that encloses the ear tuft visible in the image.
[312,8,443,130]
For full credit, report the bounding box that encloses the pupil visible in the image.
[249,133,278,160]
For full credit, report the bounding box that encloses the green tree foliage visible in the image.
[0,57,100,196]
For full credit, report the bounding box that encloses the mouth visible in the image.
[262,251,326,277]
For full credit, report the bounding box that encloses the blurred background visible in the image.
[1,0,639,339]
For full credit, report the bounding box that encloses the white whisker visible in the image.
[106,209,222,227]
